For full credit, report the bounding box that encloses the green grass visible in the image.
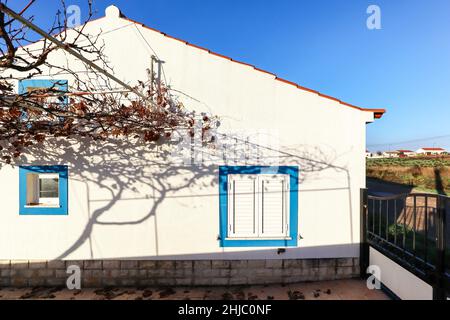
[367,157,450,168]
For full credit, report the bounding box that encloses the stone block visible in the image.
[230,260,247,269]
[15,269,37,278]
[229,277,247,285]
[103,260,120,269]
[301,259,319,269]
[1,269,11,277]
[319,258,337,268]
[175,260,193,269]
[0,278,11,286]
[194,260,211,269]
[252,277,282,285]
[103,269,120,278]
[283,259,302,268]
[211,277,229,286]
[253,268,274,277]
[84,260,102,270]
[102,277,119,287]
[219,269,231,277]
[11,277,27,287]
[64,260,84,269]
[175,278,193,286]
[265,260,283,269]
[336,258,354,267]
[10,260,29,269]
[47,260,66,269]
[37,269,54,278]
[155,278,175,286]
[118,278,137,287]
[247,260,265,268]
[28,278,46,287]
[28,260,47,269]
[0,260,10,269]
[120,260,138,269]
[138,270,147,278]
[138,278,156,287]
[83,277,102,288]
[138,261,157,270]
[336,266,354,277]
[157,261,175,269]
[211,260,230,269]
[45,277,66,287]
[127,269,139,278]
[193,277,212,286]
[194,268,220,278]
[147,269,164,278]
[55,269,68,279]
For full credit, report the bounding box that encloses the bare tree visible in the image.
[0,0,218,164]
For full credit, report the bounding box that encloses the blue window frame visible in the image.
[219,166,298,247]
[19,166,69,215]
[18,79,68,105]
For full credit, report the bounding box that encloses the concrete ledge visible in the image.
[0,258,359,288]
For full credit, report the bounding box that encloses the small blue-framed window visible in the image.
[19,166,68,215]
[219,166,298,247]
[18,79,68,105]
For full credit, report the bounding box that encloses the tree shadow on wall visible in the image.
[7,135,354,259]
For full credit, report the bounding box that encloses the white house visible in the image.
[0,6,385,287]
[397,150,416,157]
[416,147,447,156]
[382,151,399,158]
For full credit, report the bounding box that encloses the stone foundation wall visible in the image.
[0,258,359,288]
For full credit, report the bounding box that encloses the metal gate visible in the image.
[360,189,449,300]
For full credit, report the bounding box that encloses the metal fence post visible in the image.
[360,188,370,279]
[433,195,447,300]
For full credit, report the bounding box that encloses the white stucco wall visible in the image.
[0,6,381,260]
[370,248,433,300]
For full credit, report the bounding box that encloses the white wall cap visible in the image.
[105,5,121,19]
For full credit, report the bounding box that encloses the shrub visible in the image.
[388,223,411,237]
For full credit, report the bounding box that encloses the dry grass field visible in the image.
[367,157,450,194]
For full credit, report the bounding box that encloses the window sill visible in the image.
[25,205,61,208]
[226,237,292,241]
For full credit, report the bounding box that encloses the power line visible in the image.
[368,134,450,147]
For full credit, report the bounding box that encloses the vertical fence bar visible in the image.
[403,196,407,250]
[379,199,382,236]
[433,195,447,300]
[424,196,428,264]
[372,199,375,234]
[394,199,398,245]
[413,196,417,257]
[386,200,389,241]
[360,188,369,279]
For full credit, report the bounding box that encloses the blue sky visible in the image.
[8,0,450,151]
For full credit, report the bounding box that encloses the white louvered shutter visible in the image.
[228,174,258,238]
[258,174,289,238]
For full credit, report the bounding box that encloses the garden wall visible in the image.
[0,258,359,287]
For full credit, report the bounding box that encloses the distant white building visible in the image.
[397,150,416,157]
[382,151,400,158]
[416,147,447,156]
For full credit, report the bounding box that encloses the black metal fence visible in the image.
[360,188,449,300]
